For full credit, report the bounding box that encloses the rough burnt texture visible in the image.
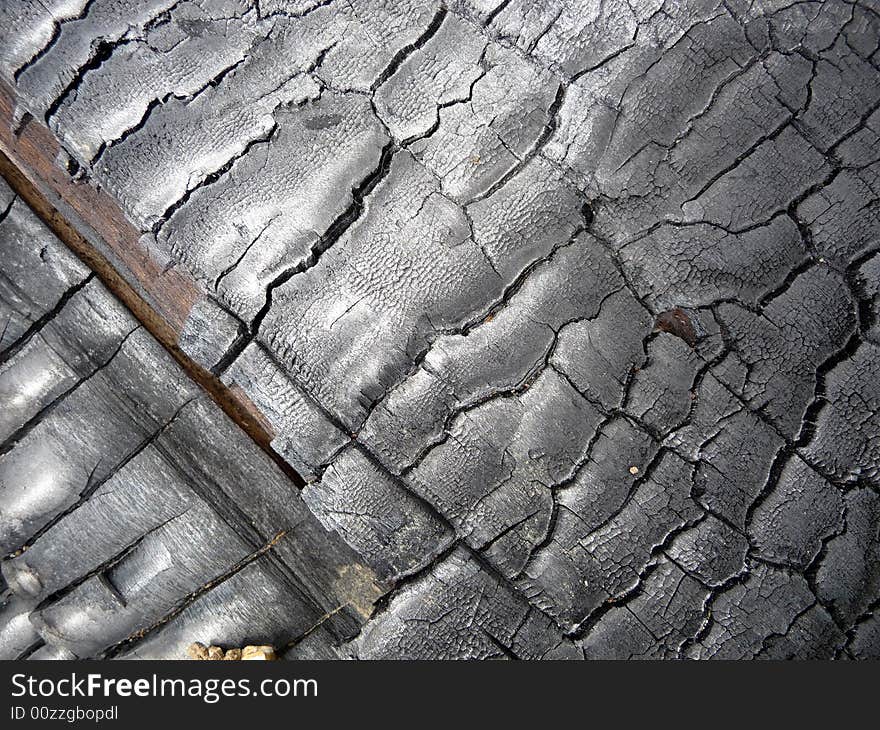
[1,0,879,659]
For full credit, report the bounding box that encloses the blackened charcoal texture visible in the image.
[3,0,879,659]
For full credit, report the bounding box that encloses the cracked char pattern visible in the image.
[1,0,879,659]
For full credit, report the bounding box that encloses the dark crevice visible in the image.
[43,38,134,127]
[13,0,100,81]
[0,324,139,461]
[5,392,191,561]
[100,532,289,659]
[0,272,94,369]
[370,7,448,93]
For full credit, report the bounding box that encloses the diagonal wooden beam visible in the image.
[0,78,303,487]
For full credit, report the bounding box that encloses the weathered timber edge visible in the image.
[0,77,304,488]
